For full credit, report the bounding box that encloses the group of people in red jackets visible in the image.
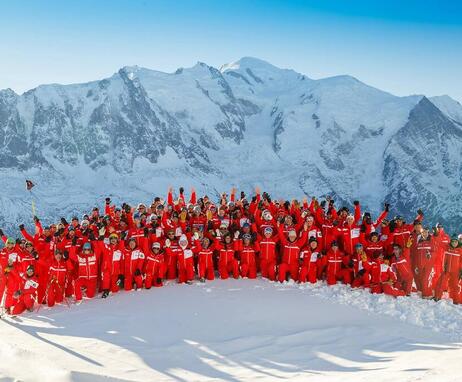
[1,187,461,316]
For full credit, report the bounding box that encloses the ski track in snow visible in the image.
[1,278,462,382]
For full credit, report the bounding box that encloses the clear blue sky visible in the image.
[1,0,461,102]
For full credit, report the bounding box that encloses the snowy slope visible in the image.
[1,57,462,232]
[1,279,462,382]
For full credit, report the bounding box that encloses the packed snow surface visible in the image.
[1,279,462,381]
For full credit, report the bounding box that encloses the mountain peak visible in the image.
[220,57,280,73]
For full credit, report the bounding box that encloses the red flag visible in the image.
[26,180,35,191]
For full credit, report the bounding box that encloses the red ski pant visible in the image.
[102,272,120,293]
[75,278,97,301]
[260,259,276,281]
[37,272,48,304]
[419,265,436,298]
[198,260,215,280]
[166,254,178,280]
[382,283,406,297]
[352,272,370,288]
[240,263,257,279]
[178,258,195,283]
[0,278,5,306]
[145,263,166,288]
[219,260,239,279]
[11,294,35,315]
[47,281,65,307]
[124,273,143,291]
[299,265,317,283]
[435,271,460,301]
[65,277,75,298]
[317,257,327,280]
[278,262,299,282]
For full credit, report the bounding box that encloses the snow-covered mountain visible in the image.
[1,57,462,232]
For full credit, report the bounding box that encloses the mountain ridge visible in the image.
[1,57,461,233]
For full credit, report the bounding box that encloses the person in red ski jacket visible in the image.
[99,233,125,297]
[144,242,166,288]
[46,249,72,307]
[340,212,362,256]
[434,237,462,302]
[71,242,98,301]
[299,237,320,284]
[351,244,371,288]
[215,232,239,279]
[169,234,198,284]
[414,228,438,298]
[363,232,385,259]
[0,238,21,304]
[256,227,279,281]
[123,238,145,291]
[326,241,345,285]
[379,256,406,297]
[391,241,414,296]
[277,222,308,283]
[2,256,22,311]
[433,224,450,286]
[163,229,180,279]
[197,237,215,282]
[10,265,39,315]
[391,212,423,251]
[235,233,260,279]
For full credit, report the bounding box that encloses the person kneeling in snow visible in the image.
[10,265,39,315]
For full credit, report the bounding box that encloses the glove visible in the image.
[63,250,69,260]
[33,216,40,223]
[251,196,257,203]
[124,204,131,213]
[417,209,424,216]
[353,200,360,206]
[105,197,111,204]
[358,269,366,277]
[0,228,3,236]
[19,224,25,231]
[60,217,68,225]
[134,269,142,276]
[329,199,335,206]
[320,200,326,208]
[179,187,184,195]
[144,227,149,237]
[284,201,290,210]
[117,274,125,287]
[240,191,245,199]
[120,231,127,240]
[384,203,390,212]
[317,253,322,259]
[32,250,39,260]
